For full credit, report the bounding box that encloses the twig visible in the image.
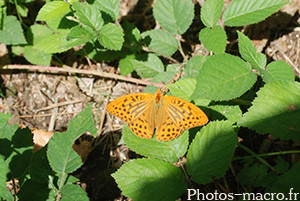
[35,99,82,113]
[276,44,300,75]
[2,64,165,88]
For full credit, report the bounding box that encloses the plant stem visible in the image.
[236,143,276,172]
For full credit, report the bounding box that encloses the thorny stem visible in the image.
[2,64,165,88]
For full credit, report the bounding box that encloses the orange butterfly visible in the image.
[107,88,208,141]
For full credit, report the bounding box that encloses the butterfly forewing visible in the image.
[107,93,155,139]
[155,95,208,141]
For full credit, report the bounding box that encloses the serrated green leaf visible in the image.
[142,29,178,56]
[237,80,300,140]
[270,162,300,194]
[36,1,70,21]
[201,0,224,27]
[132,53,164,78]
[0,16,27,45]
[186,120,237,184]
[5,128,33,179]
[0,113,12,128]
[92,0,120,21]
[260,61,294,83]
[237,164,269,187]
[35,33,70,53]
[274,156,289,173]
[199,26,227,54]
[46,16,78,33]
[122,20,141,53]
[191,53,257,101]
[209,104,242,122]
[17,180,51,200]
[184,55,208,79]
[24,46,52,66]
[123,124,188,163]
[119,54,135,76]
[144,71,177,93]
[98,23,124,50]
[16,4,28,17]
[112,158,188,201]
[72,2,103,31]
[61,26,96,49]
[28,24,53,45]
[167,78,197,101]
[47,103,97,173]
[87,44,125,61]
[0,188,14,201]
[60,184,89,201]
[223,0,289,27]
[153,0,194,35]
[238,31,266,70]
[0,156,9,194]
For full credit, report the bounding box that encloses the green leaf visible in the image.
[17,180,51,200]
[112,158,188,201]
[123,124,188,163]
[184,55,208,79]
[92,0,120,21]
[144,70,177,93]
[98,23,124,50]
[201,0,224,27]
[238,31,266,70]
[60,184,89,201]
[28,24,53,45]
[0,155,9,194]
[61,26,96,49]
[119,54,135,76]
[24,46,52,66]
[36,1,70,21]
[237,80,300,140]
[269,162,300,194]
[16,4,28,17]
[47,103,97,173]
[153,0,194,35]
[223,0,289,27]
[122,20,141,53]
[132,53,164,78]
[72,2,103,31]
[167,78,197,101]
[35,33,71,53]
[237,164,269,187]
[4,127,33,180]
[274,156,289,173]
[191,53,257,101]
[199,26,227,54]
[186,120,237,184]
[0,189,14,201]
[0,113,12,128]
[209,104,242,122]
[46,16,77,33]
[142,29,178,56]
[259,60,295,83]
[0,16,27,45]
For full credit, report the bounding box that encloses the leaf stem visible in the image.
[236,143,276,171]
[233,148,300,161]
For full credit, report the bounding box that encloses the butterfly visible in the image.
[106,88,208,141]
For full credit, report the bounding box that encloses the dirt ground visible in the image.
[1,0,300,200]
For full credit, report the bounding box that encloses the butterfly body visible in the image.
[107,89,208,141]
